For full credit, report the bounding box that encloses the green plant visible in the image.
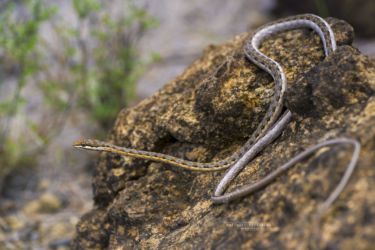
[0,0,55,177]
[0,0,158,177]
[0,0,55,125]
[40,0,159,127]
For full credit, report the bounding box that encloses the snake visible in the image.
[74,14,360,210]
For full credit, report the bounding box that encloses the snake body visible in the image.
[74,14,360,209]
[75,14,335,171]
[242,14,336,157]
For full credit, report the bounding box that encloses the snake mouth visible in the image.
[73,139,118,152]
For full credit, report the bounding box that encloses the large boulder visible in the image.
[73,18,375,249]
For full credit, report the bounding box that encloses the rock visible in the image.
[4,215,25,231]
[41,222,74,249]
[0,200,16,214]
[23,193,64,215]
[0,231,4,244]
[73,18,375,249]
[273,0,375,38]
[48,238,71,250]
[37,179,51,191]
[285,46,375,117]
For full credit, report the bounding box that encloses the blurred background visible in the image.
[0,0,374,248]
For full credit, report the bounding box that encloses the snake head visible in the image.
[73,138,105,150]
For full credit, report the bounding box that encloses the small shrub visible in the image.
[0,0,158,178]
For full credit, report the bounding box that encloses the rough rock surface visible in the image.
[73,18,375,249]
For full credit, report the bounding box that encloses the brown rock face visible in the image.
[73,18,375,249]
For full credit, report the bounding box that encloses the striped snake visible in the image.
[74,14,360,211]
